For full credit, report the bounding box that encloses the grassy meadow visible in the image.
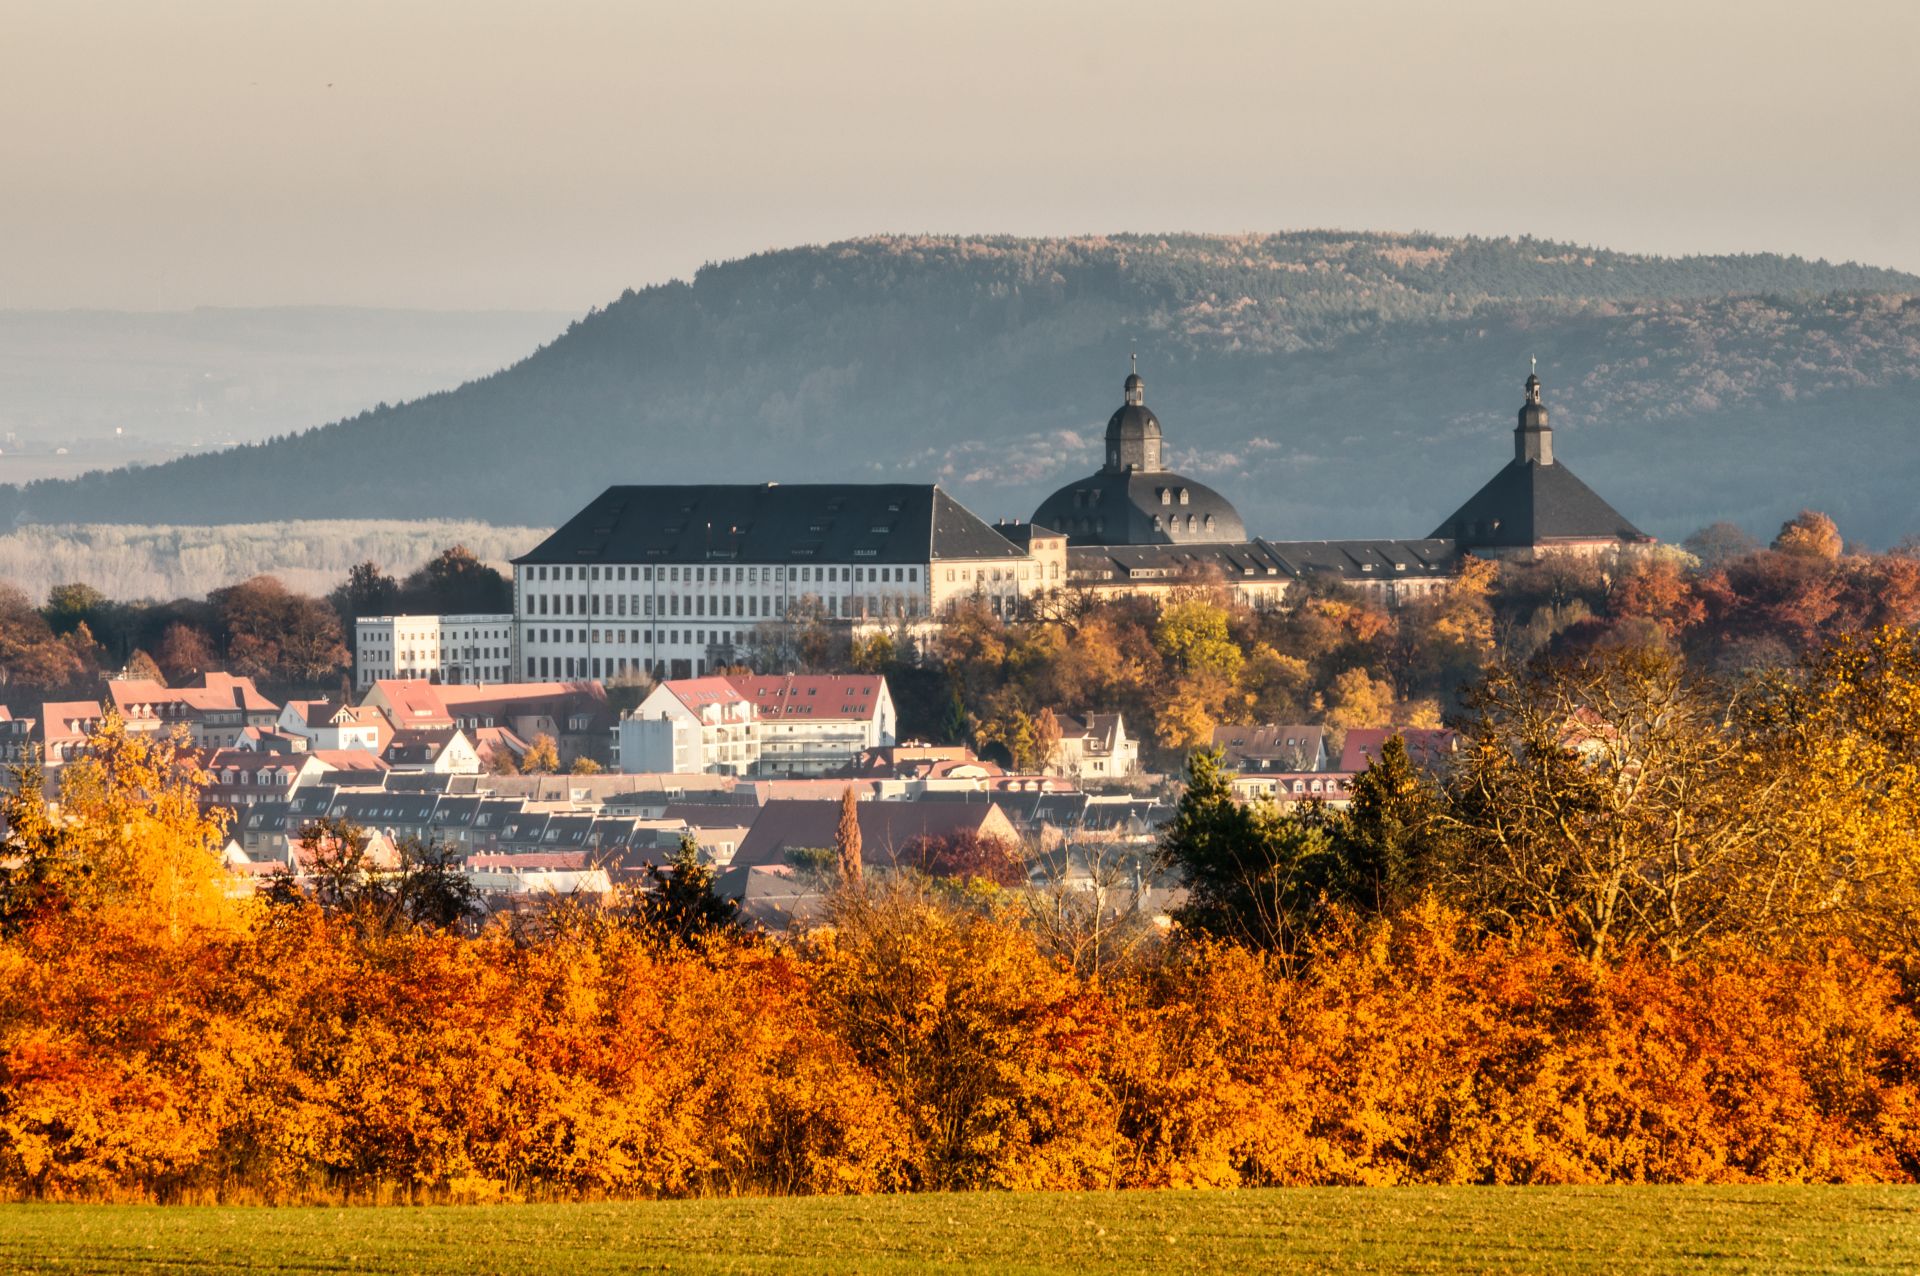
[2,1187,1916,1274]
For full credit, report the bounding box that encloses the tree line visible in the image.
[0,544,510,707]
[838,509,1920,772]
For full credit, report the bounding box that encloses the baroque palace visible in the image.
[503,366,1650,681]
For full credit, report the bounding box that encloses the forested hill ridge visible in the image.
[9,232,1920,544]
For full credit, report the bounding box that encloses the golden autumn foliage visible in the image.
[2,881,1917,1201]
[8,639,1920,1201]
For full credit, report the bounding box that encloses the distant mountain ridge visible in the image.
[8,233,1918,544]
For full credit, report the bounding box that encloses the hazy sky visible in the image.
[4,0,1915,311]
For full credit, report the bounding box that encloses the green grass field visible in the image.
[2,1187,1916,1274]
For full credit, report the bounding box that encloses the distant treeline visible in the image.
[0,521,544,602]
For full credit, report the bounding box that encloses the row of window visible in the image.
[524,564,921,585]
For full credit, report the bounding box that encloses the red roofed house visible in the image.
[37,700,107,764]
[364,679,614,768]
[200,748,338,809]
[1337,728,1462,775]
[722,674,896,778]
[106,672,280,748]
[621,677,758,775]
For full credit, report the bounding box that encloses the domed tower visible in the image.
[1105,359,1164,472]
[1032,360,1246,546]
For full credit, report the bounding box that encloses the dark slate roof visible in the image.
[512,484,1025,566]
[1431,460,1649,548]
[1258,539,1460,581]
[1033,470,1246,547]
[1066,538,1457,585]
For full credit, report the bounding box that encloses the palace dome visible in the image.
[1032,366,1246,547]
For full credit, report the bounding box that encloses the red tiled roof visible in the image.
[724,674,885,722]
[1337,728,1461,774]
[662,677,747,708]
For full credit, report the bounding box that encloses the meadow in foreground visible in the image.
[3,1187,1917,1275]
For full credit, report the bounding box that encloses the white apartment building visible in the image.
[511,485,1057,681]
[620,678,761,775]
[355,614,517,688]
[725,673,896,777]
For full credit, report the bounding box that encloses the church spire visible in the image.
[1515,361,1552,465]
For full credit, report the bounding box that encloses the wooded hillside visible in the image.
[7,233,1916,543]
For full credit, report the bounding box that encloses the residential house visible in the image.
[620,678,759,775]
[1047,711,1139,782]
[1337,728,1463,774]
[730,797,1022,872]
[1211,724,1328,773]
[723,673,896,777]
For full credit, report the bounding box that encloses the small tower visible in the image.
[1515,366,1552,466]
[1103,356,1164,473]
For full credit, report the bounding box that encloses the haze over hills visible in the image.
[0,307,571,483]
[6,233,1918,546]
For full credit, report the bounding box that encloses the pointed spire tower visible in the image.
[1516,360,1552,465]
[1431,363,1650,559]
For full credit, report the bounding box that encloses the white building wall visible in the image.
[356,614,516,688]
[514,560,958,682]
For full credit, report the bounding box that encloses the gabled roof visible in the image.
[723,674,887,722]
[1337,728,1462,774]
[1431,460,1649,548]
[659,677,747,710]
[512,484,1026,567]
[1211,724,1326,769]
[370,680,453,725]
[731,798,1017,870]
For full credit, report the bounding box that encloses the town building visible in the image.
[1211,724,1329,773]
[620,678,760,775]
[354,614,517,687]
[106,672,279,748]
[1046,711,1140,782]
[724,673,896,777]
[508,484,1044,681]
[1432,370,1653,560]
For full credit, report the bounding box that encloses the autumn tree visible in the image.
[156,621,215,683]
[398,545,511,614]
[210,575,348,684]
[835,785,864,889]
[1682,521,1760,570]
[328,560,400,650]
[1,713,237,940]
[0,584,85,689]
[1031,707,1062,774]
[43,582,107,636]
[1442,645,1783,962]
[1772,509,1843,560]
[123,649,165,684]
[899,829,1025,887]
[1320,668,1394,751]
[521,733,561,774]
[568,756,604,775]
